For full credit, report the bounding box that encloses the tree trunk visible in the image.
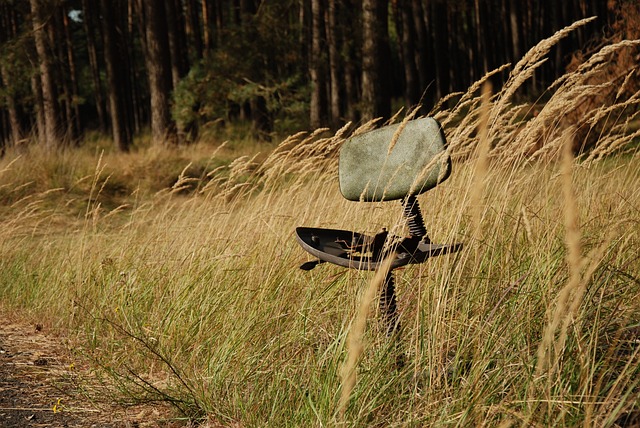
[143,0,175,144]
[81,0,107,132]
[0,112,6,153]
[398,0,420,108]
[53,7,76,142]
[185,0,203,60]
[326,0,342,128]
[0,62,23,147]
[421,0,438,105]
[309,0,328,128]
[0,4,24,148]
[101,0,132,151]
[508,0,521,62]
[202,0,216,52]
[30,72,46,146]
[250,96,272,141]
[128,0,146,134]
[342,0,359,123]
[30,0,62,149]
[62,6,81,139]
[361,0,391,121]
[411,0,431,107]
[474,0,488,75]
[431,0,450,100]
[165,0,188,88]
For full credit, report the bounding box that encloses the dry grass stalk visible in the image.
[338,254,395,420]
[431,91,464,120]
[470,83,492,240]
[535,132,583,378]
[408,150,449,196]
[491,17,597,127]
[536,39,640,156]
[436,63,510,129]
[387,105,421,155]
[386,108,406,127]
[438,21,637,166]
[587,127,640,162]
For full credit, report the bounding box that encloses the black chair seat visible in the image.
[295,227,462,271]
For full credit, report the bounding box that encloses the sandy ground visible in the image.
[0,309,180,427]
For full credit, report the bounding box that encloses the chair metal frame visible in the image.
[295,117,462,360]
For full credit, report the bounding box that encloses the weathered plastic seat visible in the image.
[294,117,462,348]
[338,116,451,202]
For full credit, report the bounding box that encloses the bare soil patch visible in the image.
[0,309,181,427]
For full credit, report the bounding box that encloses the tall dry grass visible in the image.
[1,20,639,426]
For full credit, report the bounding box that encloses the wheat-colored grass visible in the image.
[339,254,395,420]
[1,21,639,427]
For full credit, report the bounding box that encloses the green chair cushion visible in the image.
[339,117,451,202]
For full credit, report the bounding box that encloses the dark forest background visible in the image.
[0,0,637,152]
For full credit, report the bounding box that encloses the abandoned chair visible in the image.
[295,117,462,340]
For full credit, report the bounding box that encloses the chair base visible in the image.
[295,227,462,271]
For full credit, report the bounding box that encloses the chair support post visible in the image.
[402,195,429,242]
[380,269,405,368]
[380,270,399,337]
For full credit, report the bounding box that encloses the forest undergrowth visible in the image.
[1,20,639,427]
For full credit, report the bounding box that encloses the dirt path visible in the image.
[0,310,179,427]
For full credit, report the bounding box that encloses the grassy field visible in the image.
[1,23,639,427]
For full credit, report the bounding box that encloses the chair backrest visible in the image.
[339,117,451,202]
